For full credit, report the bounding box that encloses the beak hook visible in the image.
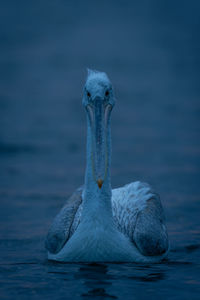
[97,179,103,189]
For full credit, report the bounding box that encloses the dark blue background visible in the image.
[0,1,200,299]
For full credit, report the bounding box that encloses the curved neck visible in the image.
[82,117,112,220]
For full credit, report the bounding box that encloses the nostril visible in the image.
[87,91,91,98]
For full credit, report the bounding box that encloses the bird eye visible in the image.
[87,91,91,98]
[105,90,109,97]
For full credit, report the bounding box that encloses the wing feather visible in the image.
[45,186,83,254]
[112,181,169,255]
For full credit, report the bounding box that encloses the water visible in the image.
[0,1,200,299]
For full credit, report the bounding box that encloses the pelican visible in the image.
[45,70,169,262]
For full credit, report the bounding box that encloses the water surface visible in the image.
[0,1,200,299]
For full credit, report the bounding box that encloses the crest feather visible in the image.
[86,68,109,82]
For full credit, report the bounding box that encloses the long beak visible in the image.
[86,97,112,189]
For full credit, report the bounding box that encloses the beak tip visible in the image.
[97,179,103,189]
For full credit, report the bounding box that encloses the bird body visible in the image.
[46,70,169,262]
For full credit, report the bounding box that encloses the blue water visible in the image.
[0,1,200,299]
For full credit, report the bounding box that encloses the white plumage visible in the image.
[45,70,169,262]
[112,182,157,238]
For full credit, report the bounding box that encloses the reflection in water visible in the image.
[128,270,165,282]
[112,263,166,283]
[75,263,117,299]
[82,288,117,299]
[74,263,167,298]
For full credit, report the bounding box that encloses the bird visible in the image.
[45,69,169,263]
